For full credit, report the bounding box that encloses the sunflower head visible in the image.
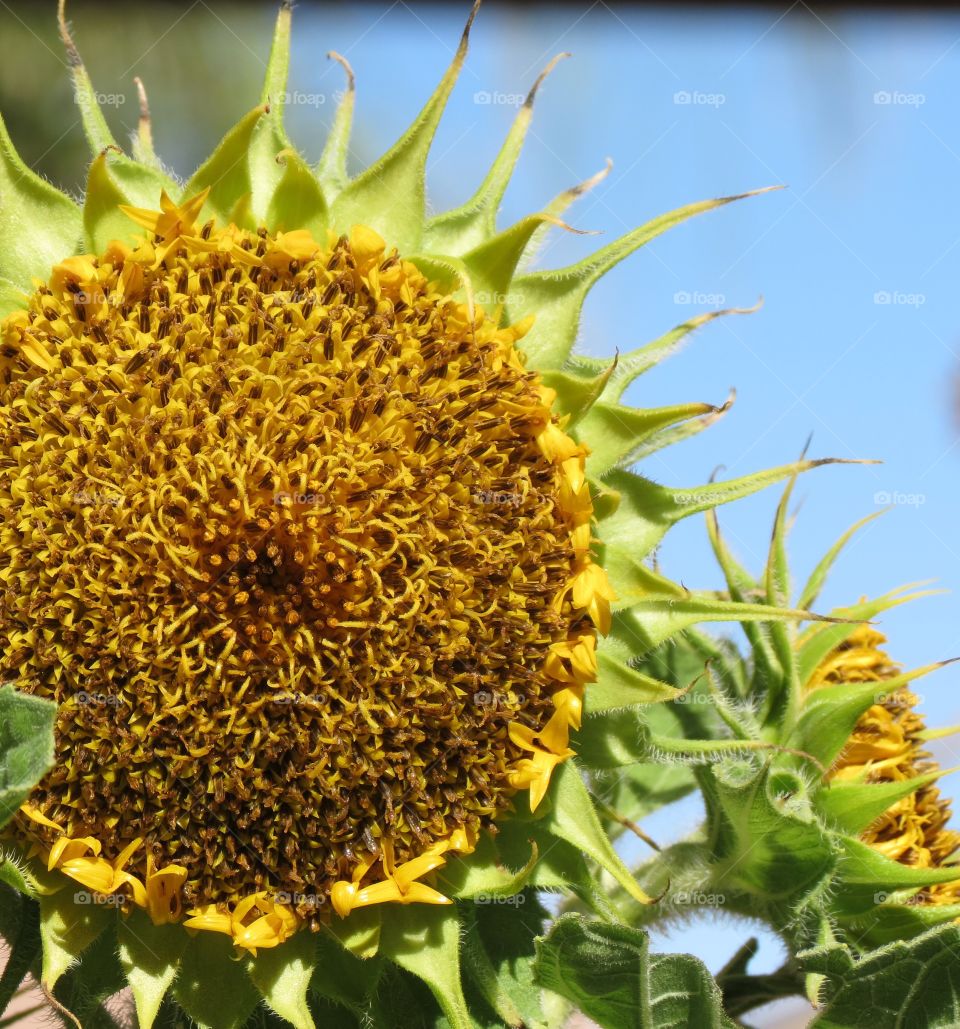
[0,3,839,1027]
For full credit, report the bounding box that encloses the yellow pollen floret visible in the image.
[0,195,612,943]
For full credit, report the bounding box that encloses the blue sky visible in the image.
[11,3,960,1023]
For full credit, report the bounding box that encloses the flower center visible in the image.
[0,215,599,921]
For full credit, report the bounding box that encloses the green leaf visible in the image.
[247,929,318,1029]
[184,106,268,227]
[265,149,328,238]
[379,904,470,1029]
[802,925,960,1028]
[534,914,735,1029]
[424,53,568,256]
[0,112,82,291]
[507,189,776,370]
[117,910,188,1029]
[38,888,114,988]
[330,3,479,251]
[173,932,261,1029]
[0,684,56,831]
[540,761,652,905]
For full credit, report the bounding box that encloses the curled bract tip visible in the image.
[460,0,483,54]
[526,52,572,107]
[327,50,356,91]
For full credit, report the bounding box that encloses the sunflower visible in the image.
[602,486,960,971]
[808,625,960,913]
[0,3,833,1026]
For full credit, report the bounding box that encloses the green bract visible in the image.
[602,483,960,1019]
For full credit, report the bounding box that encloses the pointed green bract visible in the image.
[266,149,329,238]
[507,190,776,370]
[331,2,480,251]
[424,53,569,256]
[247,1,294,223]
[0,114,82,293]
[793,664,944,767]
[818,768,956,836]
[58,0,115,155]
[38,889,113,988]
[248,929,318,1029]
[379,905,470,1029]
[118,912,188,1029]
[173,932,261,1029]
[541,762,652,906]
[185,106,268,227]
[317,52,355,200]
[84,150,170,252]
